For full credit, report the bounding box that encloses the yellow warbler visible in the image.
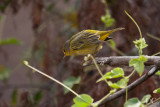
[63,27,124,56]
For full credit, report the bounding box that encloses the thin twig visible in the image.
[23,61,91,103]
[147,33,160,42]
[152,52,160,56]
[125,11,142,38]
[89,54,108,84]
[106,42,126,56]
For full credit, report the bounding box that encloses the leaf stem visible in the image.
[152,52,160,56]
[147,33,160,42]
[23,61,87,103]
[89,54,108,84]
[106,42,126,56]
[127,70,136,78]
[125,70,136,102]
[93,89,116,106]
[125,10,144,55]
[125,10,142,38]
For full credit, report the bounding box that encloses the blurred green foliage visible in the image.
[0,0,11,12]
[63,76,81,94]
[109,39,116,48]
[11,88,18,106]
[46,3,55,12]
[0,37,22,45]
[153,88,160,94]
[155,70,160,75]
[33,90,42,105]
[101,10,115,28]
[0,65,11,82]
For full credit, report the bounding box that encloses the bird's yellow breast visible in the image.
[70,44,103,55]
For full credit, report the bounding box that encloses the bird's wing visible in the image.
[70,30,101,50]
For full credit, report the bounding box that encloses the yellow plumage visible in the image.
[63,27,124,56]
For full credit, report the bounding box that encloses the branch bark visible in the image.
[94,56,160,66]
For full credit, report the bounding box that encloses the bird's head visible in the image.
[63,40,71,57]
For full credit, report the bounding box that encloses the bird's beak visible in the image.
[63,55,66,59]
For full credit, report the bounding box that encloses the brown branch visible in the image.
[96,63,160,106]
[94,56,160,66]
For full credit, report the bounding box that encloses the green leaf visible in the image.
[124,98,141,107]
[141,94,151,104]
[129,55,147,76]
[63,76,81,94]
[109,39,116,48]
[108,81,121,89]
[101,10,115,28]
[71,104,81,107]
[139,55,148,62]
[0,37,22,45]
[11,88,18,106]
[72,94,93,107]
[34,90,42,103]
[153,88,160,94]
[0,66,11,82]
[133,38,148,55]
[107,78,129,89]
[155,70,160,75]
[110,89,117,94]
[116,78,129,88]
[97,67,124,82]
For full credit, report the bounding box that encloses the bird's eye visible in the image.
[63,49,66,53]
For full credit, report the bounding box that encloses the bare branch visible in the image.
[94,56,160,66]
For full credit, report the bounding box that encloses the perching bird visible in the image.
[63,27,124,57]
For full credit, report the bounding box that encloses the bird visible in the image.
[63,27,124,57]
